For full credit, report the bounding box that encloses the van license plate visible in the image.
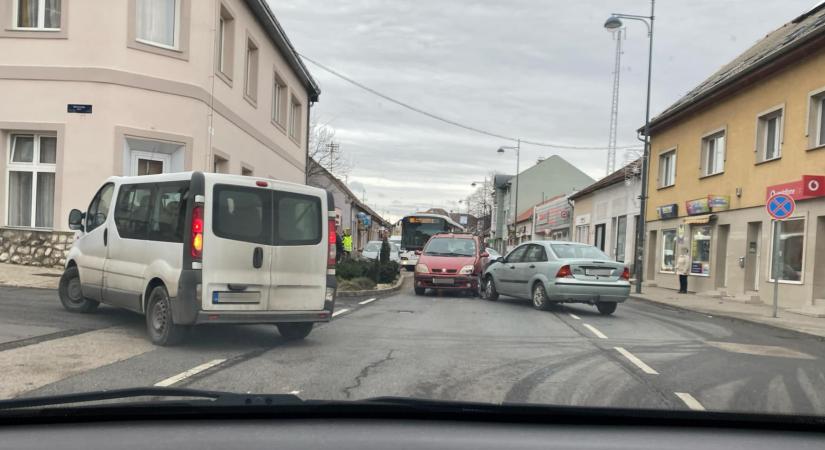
[586,268,613,276]
[432,278,454,285]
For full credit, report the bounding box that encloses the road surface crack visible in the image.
[342,349,395,399]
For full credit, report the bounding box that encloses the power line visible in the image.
[298,53,643,152]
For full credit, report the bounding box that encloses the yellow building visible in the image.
[643,5,825,313]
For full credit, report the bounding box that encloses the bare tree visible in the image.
[306,114,352,179]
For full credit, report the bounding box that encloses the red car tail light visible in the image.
[621,267,630,280]
[556,265,573,278]
[191,203,204,261]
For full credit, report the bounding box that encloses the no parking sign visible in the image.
[766,192,796,319]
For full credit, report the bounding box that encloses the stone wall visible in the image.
[0,228,75,268]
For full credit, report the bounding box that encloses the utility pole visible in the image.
[607,28,623,177]
[325,142,339,172]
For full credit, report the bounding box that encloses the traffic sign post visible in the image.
[766,193,796,318]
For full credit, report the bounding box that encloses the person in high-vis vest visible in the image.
[342,229,353,259]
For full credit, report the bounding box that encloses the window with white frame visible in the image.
[658,149,676,188]
[660,229,677,272]
[15,0,61,30]
[289,95,302,142]
[217,5,234,79]
[810,92,825,148]
[701,131,725,176]
[770,217,805,282]
[756,109,782,162]
[244,37,259,101]
[136,0,180,49]
[7,134,56,228]
[123,136,184,176]
[272,72,287,127]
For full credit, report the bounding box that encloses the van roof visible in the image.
[106,172,325,196]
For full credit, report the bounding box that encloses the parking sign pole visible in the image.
[772,219,780,318]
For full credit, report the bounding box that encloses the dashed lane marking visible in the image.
[358,298,378,305]
[154,359,227,387]
[332,308,350,317]
[583,323,608,339]
[614,347,659,375]
[675,392,706,411]
[568,313,581,320]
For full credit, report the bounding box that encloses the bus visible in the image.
[398,213,464,271]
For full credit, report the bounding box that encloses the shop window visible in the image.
[770,218,805,282]
[661,229,677,272]
[690,225,712,276]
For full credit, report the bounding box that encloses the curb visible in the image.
[336,273,408,298]
[630,295,825,340]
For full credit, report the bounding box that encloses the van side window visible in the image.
[114,184,153,239]
[213,185,272,244]
[86,183,115,232]
[277,193,321,245]
[147,182,189,243]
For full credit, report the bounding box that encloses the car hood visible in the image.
[418,254,477,269]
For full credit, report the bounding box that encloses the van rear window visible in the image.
[277,193,321,245]
[213,185,272,245]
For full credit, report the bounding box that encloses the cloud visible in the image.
[273,0,813,218]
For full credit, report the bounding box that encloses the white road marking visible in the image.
[675,392,706,411]
[568,313,581,320]
[332,308,350,317]
[614,347,659,375]
[359,297,378,305]
[706,341,815,360]
[583,324,608,339]
[154,359,226,387]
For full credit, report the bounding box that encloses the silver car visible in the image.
[361,240,401,262]
[482,241,630,315]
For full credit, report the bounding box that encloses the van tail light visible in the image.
[327,218,337,268]
[556,265,573,279]
[621,267,631,280]
[191,203,204,261]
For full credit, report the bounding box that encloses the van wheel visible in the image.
[414,287,425,295]
[597,302,617,315]
[484,276,499,301]
[277,322,313,340]
[146,285,187,346]
[532,283,551,311]
[58,266,99,313]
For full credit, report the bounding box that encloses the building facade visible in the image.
[570,161,641,272]
[0,0,319,266]
[491,155,593,253]
[643,5,825,313]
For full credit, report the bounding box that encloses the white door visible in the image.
[74,183,115,301]
[201,181,272,311]
[269,191,326,311]
[131,151,170,176]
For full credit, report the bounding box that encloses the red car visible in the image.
[413,233,489,296]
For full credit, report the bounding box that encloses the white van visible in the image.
[59,172,337,346]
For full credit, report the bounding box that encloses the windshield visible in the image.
[551,244,610,260]
[5,0,825,423]
[424,237,476,256]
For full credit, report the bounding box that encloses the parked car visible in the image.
[361,240,401,262]
[485,247,501,259]
[413,233,489,296]
[58,172,337,345]
[482,241,630,315]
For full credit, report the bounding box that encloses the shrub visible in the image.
[379,238,391,265]
[338,277,376,291]
[336,259,372,280]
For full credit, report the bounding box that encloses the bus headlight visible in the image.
[415,264,430,273]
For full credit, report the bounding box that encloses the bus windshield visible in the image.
[401,216,448,250]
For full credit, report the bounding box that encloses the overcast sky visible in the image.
[271,0,818,222]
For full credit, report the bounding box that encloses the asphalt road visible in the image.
[2,278,825,415]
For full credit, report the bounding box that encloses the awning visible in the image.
[683,214,714,225]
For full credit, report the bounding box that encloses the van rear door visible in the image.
[202,181,273,311]
[268,190,326,311]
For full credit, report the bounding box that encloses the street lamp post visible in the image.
[498,139,521,249]
[604,0,655,294]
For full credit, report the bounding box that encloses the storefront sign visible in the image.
[707,195,730,212]
[575,214,590,225]
[685,198,711,215]
[67,104,93,114]
[656,204,678,219]
[765,175,825,201]
[533,197,572,234]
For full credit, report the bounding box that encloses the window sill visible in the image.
[754,155,781,166]
[215,69,233,88]
[127,39,188,61]
[699,171,724,180]
[2,225,54,231]
[806,143,825,152]
[767,279,804,285]
[271,119,286,133]
[243,93,258,109]
[657,183,675,191]
[659,270,675,274]
[1,27,67,39]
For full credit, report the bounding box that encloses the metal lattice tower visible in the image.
[606,28,624,176]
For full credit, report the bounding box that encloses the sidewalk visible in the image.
[0,262,62,289]
[632,285,825,339]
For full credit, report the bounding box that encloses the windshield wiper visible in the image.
[0,387,304,410]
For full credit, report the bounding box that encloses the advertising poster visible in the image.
[707,195,730,212]
[685,198,711,215]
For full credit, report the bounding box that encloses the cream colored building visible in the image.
[643,5,825,313]
[0,0,320,266]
